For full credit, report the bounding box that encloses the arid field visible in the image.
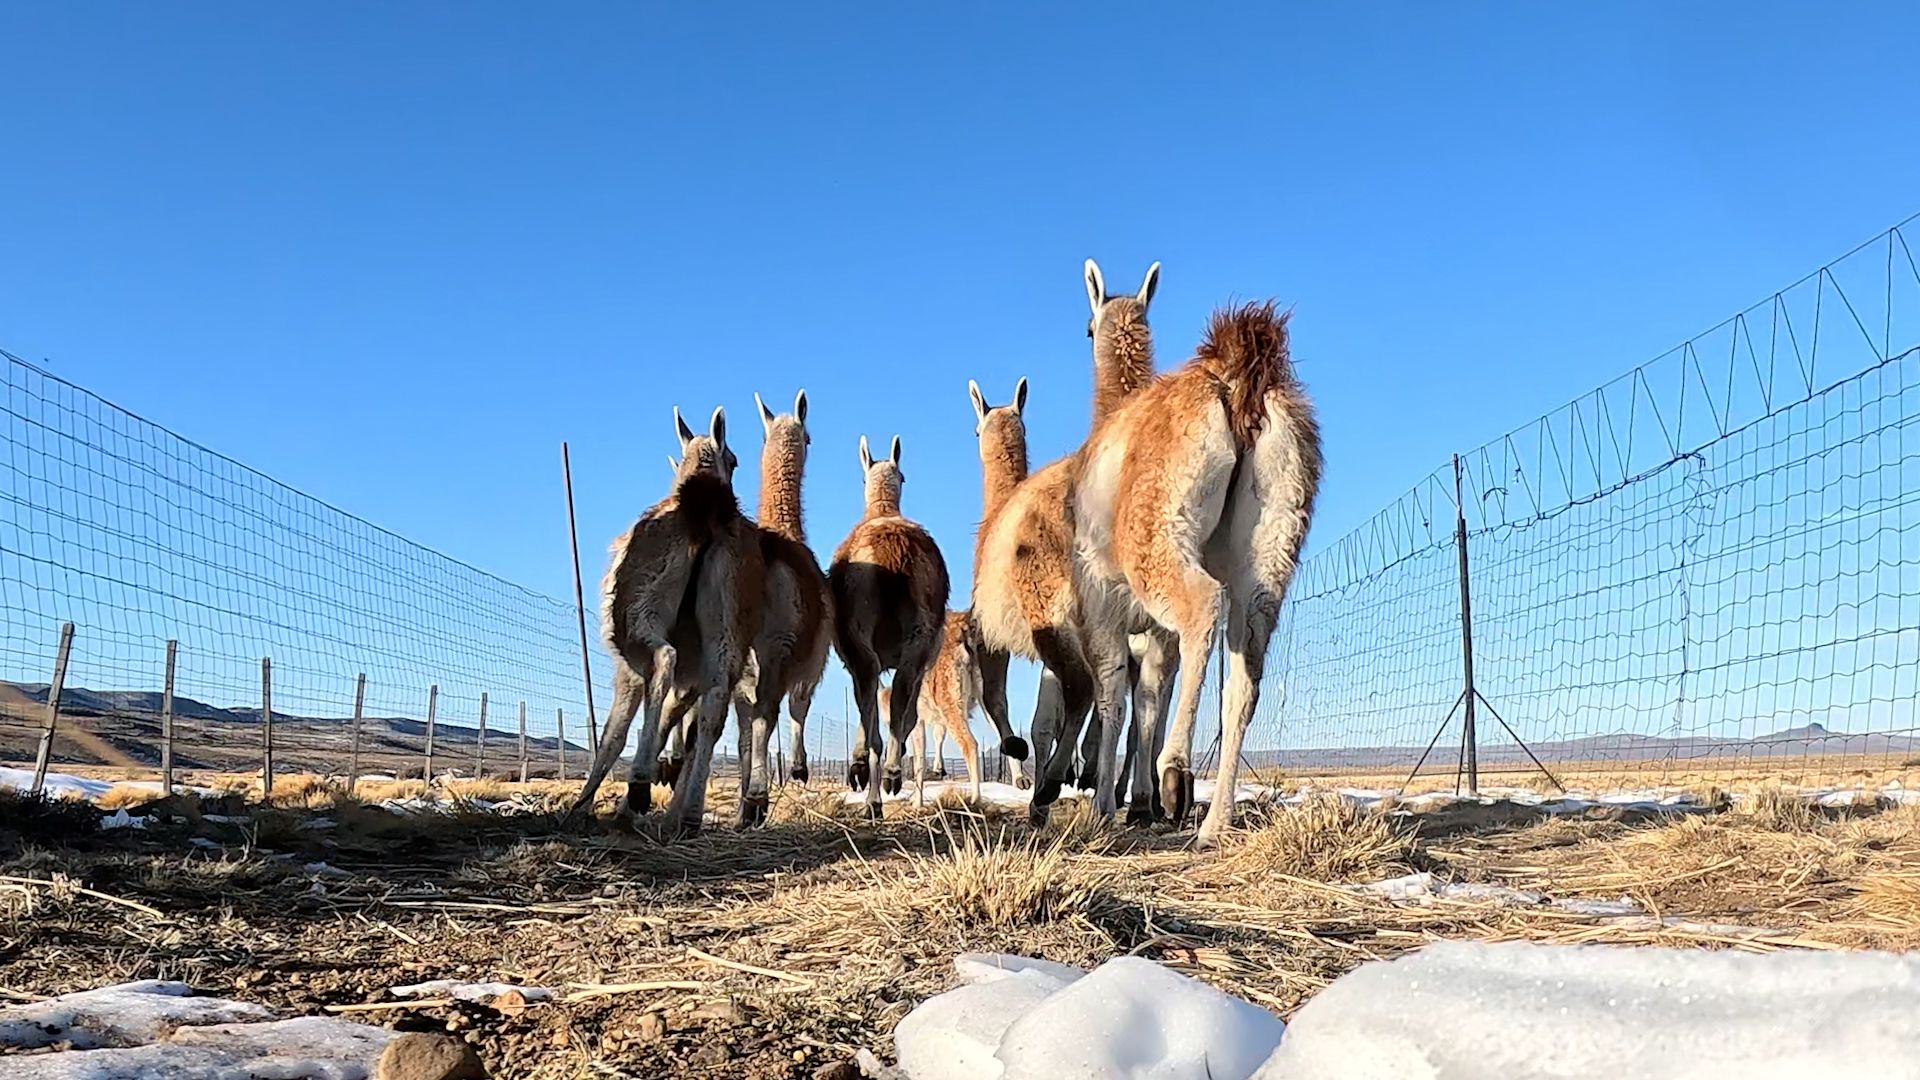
[4,767,1920,1077]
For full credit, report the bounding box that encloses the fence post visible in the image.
[556,708,567,781]
[160,639,177,797]
[423,684,439,782]
[476,692,489,777]
[1452,454,1480,795]
[260,657,274,796]
[517,701,528,784]
[347,673,367,795]
[29,622,76,795]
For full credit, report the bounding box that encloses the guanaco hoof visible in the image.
[1001,735,1030,760]
[1076,761,1099,793]
[847,760,870,791]
[1013,774,1033,791]
[928,767,948,780]
[624,780,652,815]
[658,756,684,789]
[1161,766,1194,826]
[881,768,903,796]
[790,762,810,783]
[864,801,883,821]
[738,793,769,828]
[1033,776,1063,808]
[1125,802,1156,827]
[1027,802,1049,828]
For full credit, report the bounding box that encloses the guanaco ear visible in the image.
[968,379,988,424]
[755,392,776,432]
[793,389,808,425]
[674,407,695,451]
[890,435,902,466]
[1137,261,1161,308]
[709,406,728,451]
[1084,258,1106,316]
[1013,376,1029,414]
[859,435,874,472]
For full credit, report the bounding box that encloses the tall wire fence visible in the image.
[5,216,1918,796]
[1244,216,1920,788]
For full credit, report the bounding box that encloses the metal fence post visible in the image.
[476,692,489,777]
[29,622,76,795]
[260,657,274,796]
[556,708,567,781]
[1452,454,1480,795]
[160,639,177,797]
[347,673,367,794]
[423,683,439,781]
[517,700,528,784]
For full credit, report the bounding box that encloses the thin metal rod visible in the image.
[1452,454,1479,795]
[160,640,178,797]
[1400,689,1465,796]
[260,658,274,796]
[556,708,568,781]
[1474,691,1566,793]
[562,442,601,756]
[347,673,367,794]
[30,622,76,795]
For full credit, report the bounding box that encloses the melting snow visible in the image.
[0,982,393,1079]
[0,982,272,1050]
[389,979,552,1003]
[894,954,1282,1080]
[1255,940,1920,1078]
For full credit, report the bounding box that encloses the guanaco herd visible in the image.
[569,260,1321,849]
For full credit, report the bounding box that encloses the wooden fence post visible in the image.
[517,701,529,784]
[160,640,177,797]
[476,692,489,777]
[260,657,274,796]
[556,708,567,781]
[423,684,439,782]
[346,673,367,795]
[29,622,76,795]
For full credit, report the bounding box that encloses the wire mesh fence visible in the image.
[1245,217,1920,789]
[0,349,616,787]
[4,216,1917,798]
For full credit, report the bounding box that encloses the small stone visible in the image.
[812,1062,861,1080]
[693,1041,734,1065]
[376,1032,487,1080]
[489,989,529,1018]
[636,1012,667,1043]
[690,998,748,1026]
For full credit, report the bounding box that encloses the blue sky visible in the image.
[3,3,1918,761]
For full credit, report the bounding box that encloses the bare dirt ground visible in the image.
[3,775,1919,1078]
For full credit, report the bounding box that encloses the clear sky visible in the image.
[3,3,1918,761]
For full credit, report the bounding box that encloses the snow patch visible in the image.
[389,979,552,1003]
[97,809,146,831]
[0,981,271,1050]
[1256,940,1920,1078]
[894,955,1282,1080]
[0,982,393,1079]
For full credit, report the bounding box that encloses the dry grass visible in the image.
[1205,793,1413,883]
[6,769,1920,1076]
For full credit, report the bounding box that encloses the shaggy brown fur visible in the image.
[901,610,985,800]
[969,260,1168,824]
[571,409,765,841]
[829,436,950,817]
[1073,301,1320,847]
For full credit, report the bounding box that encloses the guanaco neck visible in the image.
[757,433,806,544]
[863,475,902,520]
[1091,303,1154,428]
[979,419,1029,526]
